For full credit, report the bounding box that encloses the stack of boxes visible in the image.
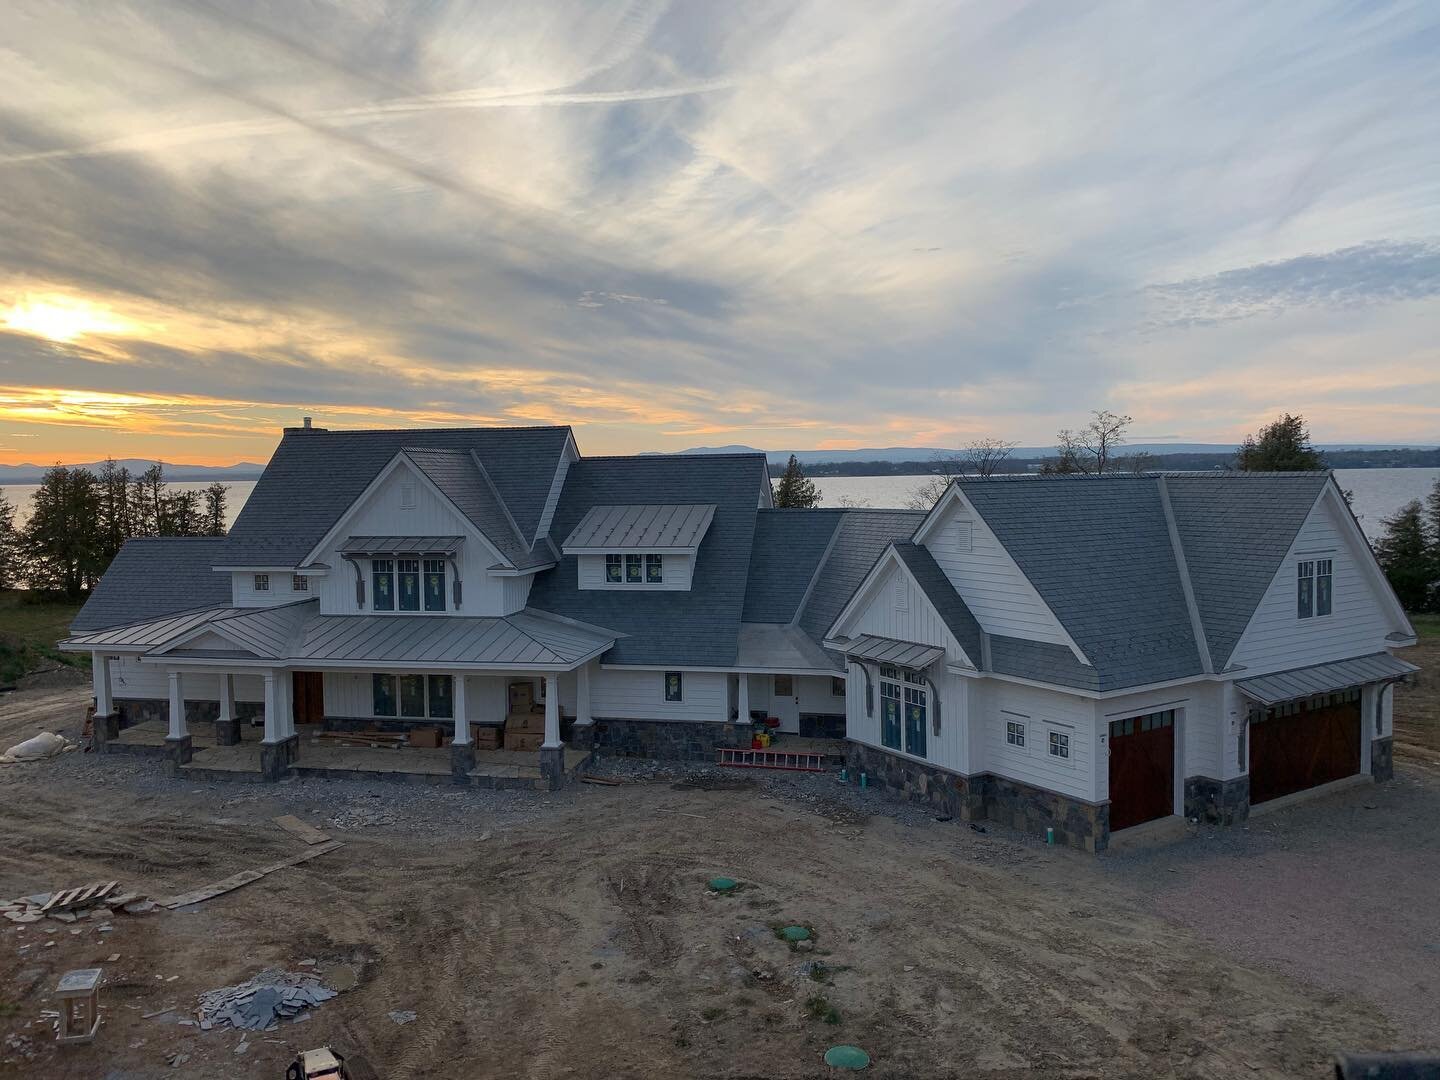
[504,681,546,751]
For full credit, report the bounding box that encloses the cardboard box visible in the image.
[506,711,547,734]
[505,731,545,752]
[472,725,503,750]
[508,681,535,713]
[407,727,442,749]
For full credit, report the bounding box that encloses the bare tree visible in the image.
[962,437,1018,478]
[904,436,1018,509]
[1042,411,1133,474]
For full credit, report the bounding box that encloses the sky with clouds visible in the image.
[1,0,1438,465]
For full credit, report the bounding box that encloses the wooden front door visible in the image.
[1249,693,1361,805]
[292,671,325,726]
[1108,710,1176,831]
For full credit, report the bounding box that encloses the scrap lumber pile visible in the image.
[313,729,407,749]
[2,881,157,924]
[196,969,338,1031]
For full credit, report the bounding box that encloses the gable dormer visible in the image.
[562,504,715,591]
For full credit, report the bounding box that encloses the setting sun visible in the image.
[2,295,136,342]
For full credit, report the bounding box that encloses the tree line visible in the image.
[0,461,228,597]
[1375,480,1440,613]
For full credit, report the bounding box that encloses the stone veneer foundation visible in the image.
[1370,736,1394,782]
[586,717,751,761]
[1183,775,1250,826]
[844,741,1109,852]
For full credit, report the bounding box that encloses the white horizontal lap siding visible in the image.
[980,682,1095,802]
[112,659,262,702]
[796,675,845,714]
[232,571,300,607]
[1095,681,1220,788]
[1229,494,1395,675]
[591,668,726,722]
[924,501,1073,647]
[576,553,692,591]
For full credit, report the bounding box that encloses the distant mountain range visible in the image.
[0,459,266,485]
[674,443,1440,466]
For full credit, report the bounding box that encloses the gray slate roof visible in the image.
[1164,472,1331,670]
[222,426,570,565]
[563,504,716,552]
[891,542,984,666]
[795,510,926,645]
[527,454,769,666]
[741,510,844,623]
[70,538,232,633]
[402,447,549,569]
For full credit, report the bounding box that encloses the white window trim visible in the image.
[604,552,666,586]
[373,672,453,720]
[663,671,683,702]
[253,573,269,592]
[291,574,309,592]
[1003,712,1028,751]
[1045,725,1075,767]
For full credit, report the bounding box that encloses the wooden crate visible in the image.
[505,731,545,752]
[472,725,503,750]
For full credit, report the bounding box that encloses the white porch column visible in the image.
[575,663,592,727]
[280,673,295,739]
[453,675,470,744]
[166,671,186,739]
[262,672,280,743]
[543,674,561,748]
[736,672,750,724]
[218,674,234,724]
[91,653,113,716]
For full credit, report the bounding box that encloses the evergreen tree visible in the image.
[202,482,229,536]
[773,455,821,508]
[1236,414,1325,471]
[0,488,20,590]
[22,465,102,597]
[129,463,166,536]
[1373,499,1434,612]
[96,457,135,566]
[162,488,205,535]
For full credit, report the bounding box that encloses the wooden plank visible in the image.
[161,841,343,909]
[273,815,332,846]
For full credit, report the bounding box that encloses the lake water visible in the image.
[3,469,1436,539]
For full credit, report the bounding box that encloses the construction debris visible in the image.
[274,815,332,846]
[387,1010,417,1025]
[196,970,339,1032]
[1,731,74,763]
[160,841,343,908]
[1,882,154,924]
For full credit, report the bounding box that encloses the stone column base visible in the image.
[162,734,193,775]
[733,722,753,750]
[539,745,566,791]
[451,741,476,780]
[1183,775,1250,826]
[1370,737,1394,782]
[92,713,119,752]
[214,718,240,746]
[260,735,299,781]
[569,722,596,752]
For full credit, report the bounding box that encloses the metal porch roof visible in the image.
[1234,652,1417,706]
[842,634,945,670]
[562,504,716,553]
[291,609,616,666]
[65,607,244,650]
[341,535,465,555]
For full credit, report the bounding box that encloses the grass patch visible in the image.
[699,1006,725,1022]
[0,590,87,685]
[1410,613,1440,640]
[805,995,841,1025]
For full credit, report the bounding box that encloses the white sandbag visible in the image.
[0,731,70,763]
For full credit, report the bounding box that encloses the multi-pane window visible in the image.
[423,559,446,611]
[664,672,683,702]
[603,553,665,585]
[253,574,269,592]
[292,575,308,592]
[373,674,454,719]
[831,677,846,697]
[1298,559,1332,619]
[1108,709,1175,738]
[880,676,902,750]
[1048,730,1071,760]
[903,683,927,758]
[397,560,420,611]
[372,559,395,611]
[1006,719,1026,747]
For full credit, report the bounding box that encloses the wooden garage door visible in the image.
[1250,690,1361,805]
[1108,709,1175,831]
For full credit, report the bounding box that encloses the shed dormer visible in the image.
[562,504,715,591]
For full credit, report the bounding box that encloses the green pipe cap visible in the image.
[824,1045,870,1069]
[708,877,738,893]
[780,925,811,942]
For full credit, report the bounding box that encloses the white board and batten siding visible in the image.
[590,668,728,723]
[922,495,1077,651]
[111,658,263,702]
[576,553,693,591]
[972,680,1098,802]
[1228,490,1403,677]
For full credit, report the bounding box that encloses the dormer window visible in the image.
[604,552,664,585]
[397,559,421,611]
[565,504,711,592]
[647,554,663,583]
[370,554,447,612]
[423,559,446,611]
[292,575,309,592]
[372,559,394,610]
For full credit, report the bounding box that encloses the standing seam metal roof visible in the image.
[562,504,716,551]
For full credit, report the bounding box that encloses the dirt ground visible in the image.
[1,678,1436,1079]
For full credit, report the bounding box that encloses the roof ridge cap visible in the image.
[467,449,533,558]
[1156,476,1213,674]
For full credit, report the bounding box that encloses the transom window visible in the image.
[605,552,666,584]
[253,574,269,592]
[1297,558,1333,619]
[372,674,453,719]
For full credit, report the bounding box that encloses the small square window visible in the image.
[253,574,269,592]
[664,671,683,702]
[1048,730,1071,759]
[646,553,663,583]
[291,574,308,592]
[831,676,846,697]
[605,554,622,583]
[1006,720,1026,747]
